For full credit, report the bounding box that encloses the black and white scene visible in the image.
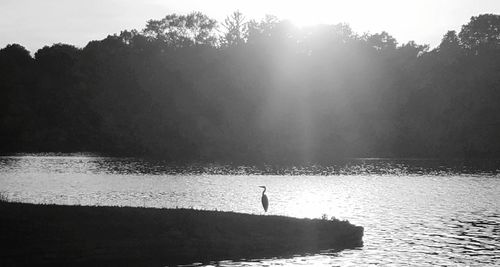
[0,0,499,266]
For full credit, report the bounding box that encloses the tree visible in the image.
[220,10,248,47]
[247,15,280,44]
[439,31,461,51]
[0,44,35,151]
[365,31,397,51]
[459,14,500,53]
[436,31,463,65]
[3,11,500,160]
[33,44,98,151]
[143,12,218,48]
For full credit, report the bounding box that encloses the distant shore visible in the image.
[0,202,363,266]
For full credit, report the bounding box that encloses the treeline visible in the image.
[1,12,500,163]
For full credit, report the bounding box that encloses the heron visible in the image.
[259,186,268,212]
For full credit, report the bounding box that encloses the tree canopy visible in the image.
[1,13,500,163]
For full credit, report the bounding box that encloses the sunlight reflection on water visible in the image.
[0,155,499,266]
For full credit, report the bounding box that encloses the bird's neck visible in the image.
[262,187,266,194]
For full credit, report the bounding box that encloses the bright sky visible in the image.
[1,0,500,53]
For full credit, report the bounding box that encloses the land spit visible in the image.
[0,202,363,266]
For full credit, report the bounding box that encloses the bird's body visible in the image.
[259,186,268,212]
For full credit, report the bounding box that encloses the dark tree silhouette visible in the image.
[0,44,35,152]
[459,14,500,53]
[1,12,500,162]
[143,12,218,47]
[220,10,248,47]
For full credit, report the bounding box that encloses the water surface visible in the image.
[0,155,499,266]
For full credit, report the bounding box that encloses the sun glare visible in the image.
[259,0,421,44]
[274,1,341,27]
[245,0,383,31]
[155,0,426,45]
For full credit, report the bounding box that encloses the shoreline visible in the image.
[0,202,363,266]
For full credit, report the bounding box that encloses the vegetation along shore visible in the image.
[0,201,363,266]
[2,13,500,162]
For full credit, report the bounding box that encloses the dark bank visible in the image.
[0,202,363,266]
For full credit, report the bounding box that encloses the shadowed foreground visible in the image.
[0,202,363,266]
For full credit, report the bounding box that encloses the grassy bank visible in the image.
[0,202,363,266]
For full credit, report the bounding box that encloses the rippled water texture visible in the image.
[0,155,499,266]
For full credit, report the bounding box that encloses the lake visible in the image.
[0,155,499,266]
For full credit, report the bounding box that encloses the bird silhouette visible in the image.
[259,186,268,212]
